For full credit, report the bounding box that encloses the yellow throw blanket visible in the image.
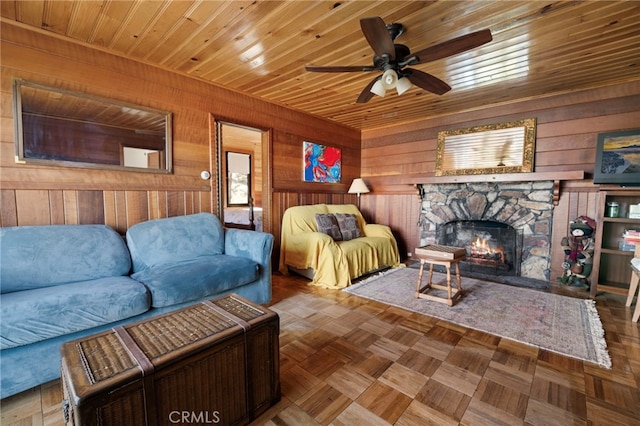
[279,204,400,288]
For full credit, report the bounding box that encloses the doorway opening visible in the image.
[213,120,271,233]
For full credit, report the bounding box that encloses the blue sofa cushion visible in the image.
[0,225,132,293]
[0,277,149,350]
[126,213,225,273]
[131,255,259,308]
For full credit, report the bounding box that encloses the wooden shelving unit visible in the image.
[591,189,640,298]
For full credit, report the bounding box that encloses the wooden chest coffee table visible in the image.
[414,245,466,306]
[61,294,280,426]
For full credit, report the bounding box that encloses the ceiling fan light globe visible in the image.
[381,69,398,89]
[396,77,412,95]
[370,80,386,97]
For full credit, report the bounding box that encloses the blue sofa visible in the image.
[0,213,274,399]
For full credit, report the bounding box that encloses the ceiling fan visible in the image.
[305,17,492,103]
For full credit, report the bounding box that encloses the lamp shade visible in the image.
[380,69,398,90]
[370,79,386,97]
[396,77,412,95]
[348,178,370,195]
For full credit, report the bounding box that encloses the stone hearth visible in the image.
[418,181,555,281]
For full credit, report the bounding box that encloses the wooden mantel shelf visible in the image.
[402,170,585,205]
[400,170,583,185]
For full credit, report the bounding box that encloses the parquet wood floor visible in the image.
[2,272,639,425]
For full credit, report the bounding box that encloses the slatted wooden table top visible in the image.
[415,244,467,261]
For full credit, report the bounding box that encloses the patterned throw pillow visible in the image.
[334,213,363,241]
[315,213,342,241]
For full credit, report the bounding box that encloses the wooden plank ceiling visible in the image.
[2,1,639,131]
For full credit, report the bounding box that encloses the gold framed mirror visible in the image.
[13,79,172,173]
[435,118,536,176]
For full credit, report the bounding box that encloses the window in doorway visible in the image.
[226,151,251,206]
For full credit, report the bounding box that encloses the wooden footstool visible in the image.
[415,245,466,306]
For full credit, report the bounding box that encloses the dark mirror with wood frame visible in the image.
[13,79,172,173]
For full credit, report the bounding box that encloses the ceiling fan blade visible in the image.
[356,76,380,103]
[405,69,451,95]
[360,17,395,61]
[409,29,492,63]
[305,65,376,72]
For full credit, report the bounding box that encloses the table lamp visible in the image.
[348,178,370,208]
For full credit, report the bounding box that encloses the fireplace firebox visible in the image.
[437,220,522,276]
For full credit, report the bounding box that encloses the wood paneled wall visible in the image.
[1,22,360,249]
[360,80,640,281]
[3,21,639,280]
[0,188,212,235]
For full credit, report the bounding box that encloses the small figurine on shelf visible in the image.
[558,216,596,289]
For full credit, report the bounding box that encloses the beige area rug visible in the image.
[344,267,611,369]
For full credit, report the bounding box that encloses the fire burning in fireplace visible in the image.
[437,220,519,276]
[469,236,505,264]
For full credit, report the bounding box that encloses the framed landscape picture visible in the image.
[303,141,341,183]
[593,129,640,185]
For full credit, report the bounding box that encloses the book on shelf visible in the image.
[623,229,640,245]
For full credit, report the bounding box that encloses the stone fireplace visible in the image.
[418,181,555,281]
